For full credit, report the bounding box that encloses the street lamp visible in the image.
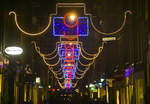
[4,46,23,55]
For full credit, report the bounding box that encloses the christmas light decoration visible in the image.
[53,17,89,36]
[9,3,132,89]
[9,11,52,36]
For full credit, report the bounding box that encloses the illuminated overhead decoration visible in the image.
[9,11,52,36]
[9,3,132,89]
[53,17,89,36]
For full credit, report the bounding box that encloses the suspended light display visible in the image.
[53,16,89,36]
[9,3,132,89]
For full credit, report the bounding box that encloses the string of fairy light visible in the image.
[9,3,132,89]
[32,40,104,88]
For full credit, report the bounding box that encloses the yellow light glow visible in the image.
[24,84,27,102]
[69,42,73,45]
[57,80,65,89]
[116,90,120,104]
[68,64,71,66]
[48,85,51,88]
[9,11,51,36]
[80,42,104,60]
[70,15,76,21]
[67,53,71,56]
[89,10,132,35]
[98,88,100,98]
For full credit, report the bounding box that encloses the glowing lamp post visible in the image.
[5,46,23,55]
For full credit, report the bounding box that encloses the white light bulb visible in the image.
[67,53,71,56]
[70,15,75,21]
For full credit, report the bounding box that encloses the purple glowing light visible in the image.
[0,61,3,68]
[125,67,134,77]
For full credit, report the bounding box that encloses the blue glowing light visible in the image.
[54,16,88,88]
[65,81,71,89]
[58,43,80,60]
[58,43,80,80]
[53,17,89,36]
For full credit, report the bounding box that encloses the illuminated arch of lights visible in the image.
[9,3,132,89]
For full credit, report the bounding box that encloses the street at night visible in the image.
[0,0,150,104]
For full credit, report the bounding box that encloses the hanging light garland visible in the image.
[9,11,52,36]
[9,3,132,89]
